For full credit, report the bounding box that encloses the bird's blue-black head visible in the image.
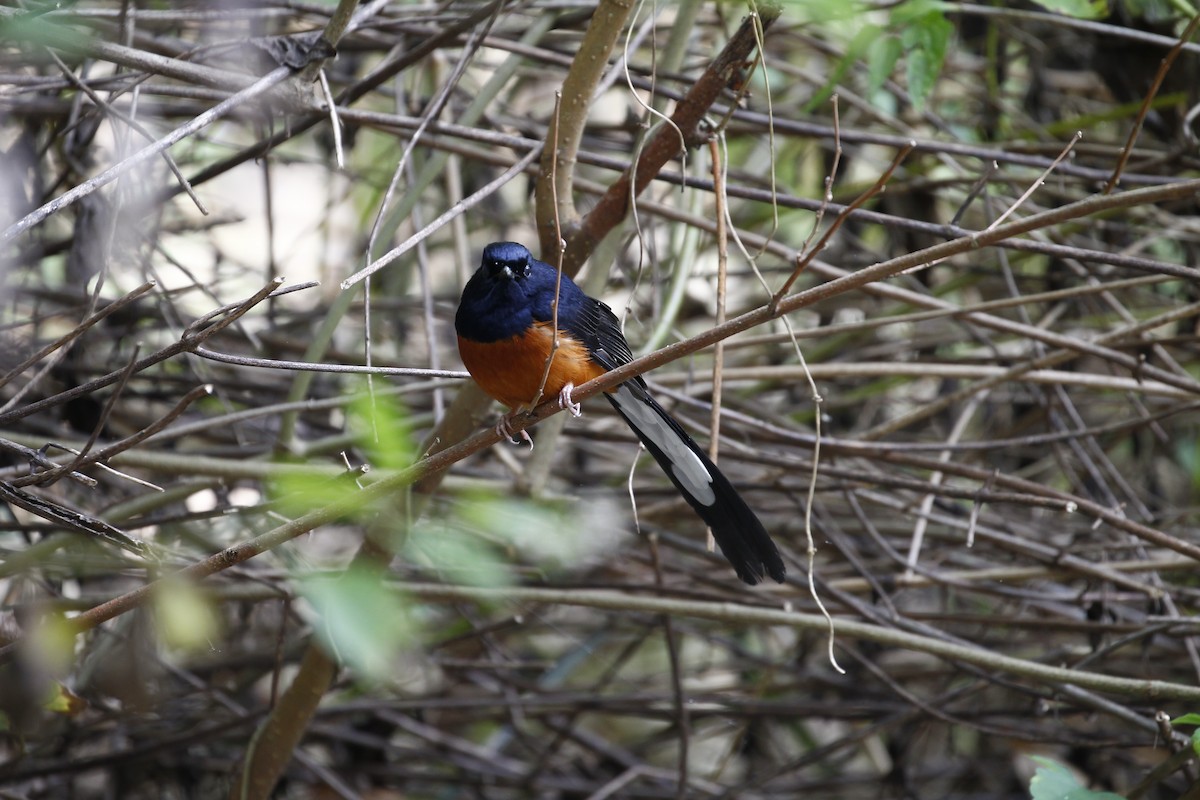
[455,242,585,343]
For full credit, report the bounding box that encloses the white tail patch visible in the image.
[613,385,715,506]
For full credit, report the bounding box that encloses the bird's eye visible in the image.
[522,263,531,278]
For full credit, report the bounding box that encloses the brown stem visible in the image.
[564,2,782,274]
[227,646,337,800]
[535,0,637,259]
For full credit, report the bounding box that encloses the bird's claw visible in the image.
[495,414,534,450]
[558,383,582,418]
[492,385,580,451]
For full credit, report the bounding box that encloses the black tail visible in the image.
[605,383,786,585]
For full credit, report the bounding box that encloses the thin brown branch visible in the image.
[4,66,292,241]
[564,2,782,273]
[0,278,284,428]
[774,140,915,301]
[534,0,637,258]
[1105,12,1200,192]
[12,384,212,488]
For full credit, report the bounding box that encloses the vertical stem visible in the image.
[706,137,728,555]
[535,0,637,259]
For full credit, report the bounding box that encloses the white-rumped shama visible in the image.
[455,242,785,585]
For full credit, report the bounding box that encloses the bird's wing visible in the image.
[561,295,636,373]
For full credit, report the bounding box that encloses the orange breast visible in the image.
[458,321,607,410]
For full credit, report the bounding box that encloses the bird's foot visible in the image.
[558,383,582,418]
[495,413,533,450]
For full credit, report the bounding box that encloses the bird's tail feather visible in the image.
[605,385,786,585]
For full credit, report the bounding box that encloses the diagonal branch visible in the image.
[561,2,782,273]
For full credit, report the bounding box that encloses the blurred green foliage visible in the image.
[153,578,221,652]
[1028,757,1127,800]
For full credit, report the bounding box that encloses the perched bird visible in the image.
[455,241,786,585]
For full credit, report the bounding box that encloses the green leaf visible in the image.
[154,578,221,652]
[42,682,85,716]
[407,517,513,588]
[771,0,865,24]
[1028,0,1108,19]
[298,564,416,682]
[29,611,76,675]
[405,491,612,585]
[460,495,582,565]
[269,388,416,519]
[866,33,903,102]
[1175,439,1200,493]
[270,466,363,519]
[346,389,416,471]
[805,23,879,112]
[898,5,952,112]
[1172,713,1200,756]
[1028,757,1127,800]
